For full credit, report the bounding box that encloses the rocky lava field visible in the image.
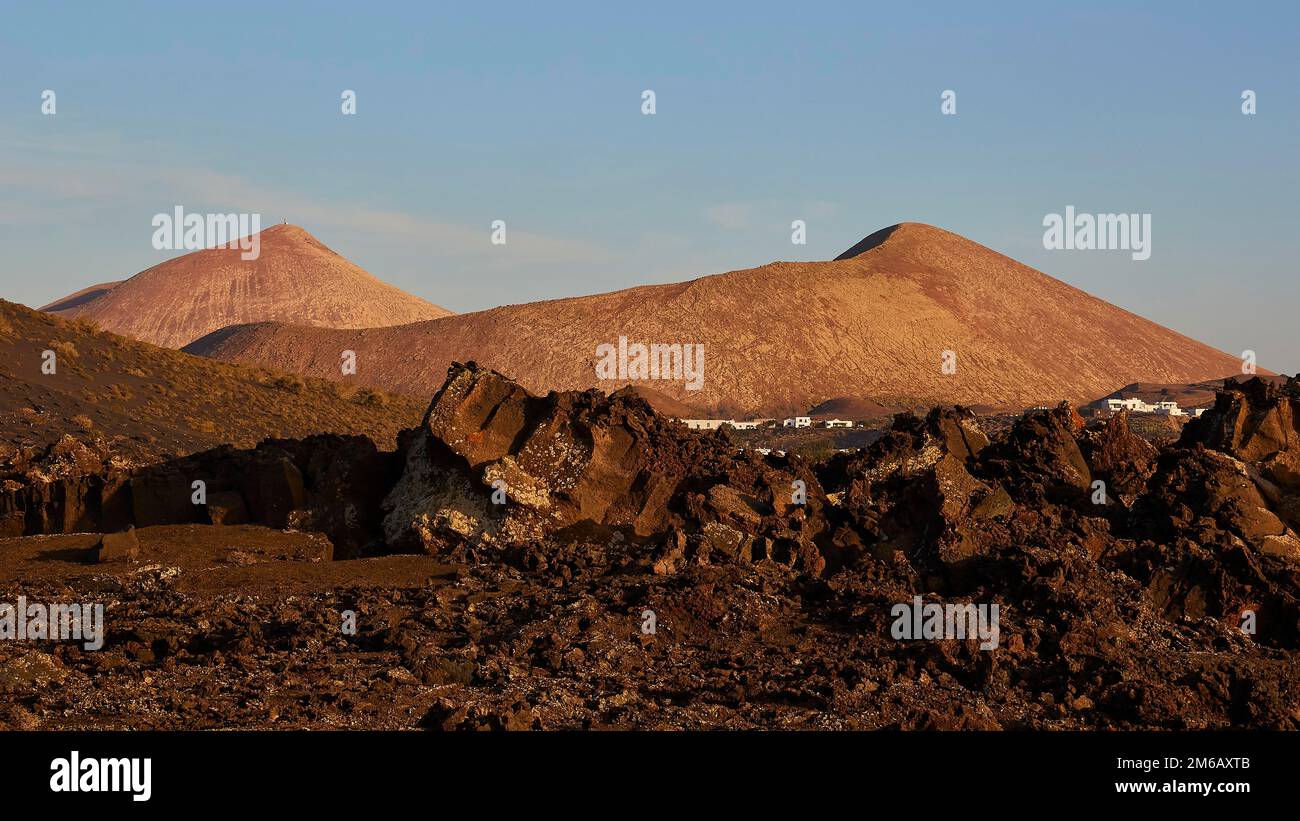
[2,365,1298,730]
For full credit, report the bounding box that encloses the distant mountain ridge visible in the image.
[182,222,1249,415]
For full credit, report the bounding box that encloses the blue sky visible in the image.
[2,1,1297,371]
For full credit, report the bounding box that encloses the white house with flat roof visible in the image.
[1103,397,1196,417]
[1105,397,1155,413]
[680,418,766,431]
[782,416,812,428]
[680,419,730,431]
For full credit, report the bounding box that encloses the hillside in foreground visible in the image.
[0,299,424,461]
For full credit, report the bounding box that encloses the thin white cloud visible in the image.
[0,148,612,265]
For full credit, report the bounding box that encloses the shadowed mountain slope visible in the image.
[0,299,423,459]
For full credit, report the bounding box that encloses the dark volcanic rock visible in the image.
[1183,376,1300,530]
[981,402,1092,502]
[382,362,833,573]
[1079,411,1158,507]
[1182,376,1300,464]
[3,363,1300,730]
[817,407,1008,570]
[0,434,398,558]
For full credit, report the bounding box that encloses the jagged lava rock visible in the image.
[381,362,833,571]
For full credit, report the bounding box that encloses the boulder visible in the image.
[982,403,1092,499]
[1080,411,1158,505]
[97,526,139,562]
[382,363,829,560]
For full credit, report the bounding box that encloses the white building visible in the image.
[681,419,730,431]
[1105,397,1156,414]
[782,416,812,428]
[1152,401,1184,417]
[1190,407,1209,418]
[680,418,764,431]
[822,419,853,428]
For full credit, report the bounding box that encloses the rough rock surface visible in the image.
[1,434,397,558]
[382,363,830,574]
[1,369,1298,729]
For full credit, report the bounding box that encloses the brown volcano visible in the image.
[184,223,1248,415]
[41,224,450,348]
